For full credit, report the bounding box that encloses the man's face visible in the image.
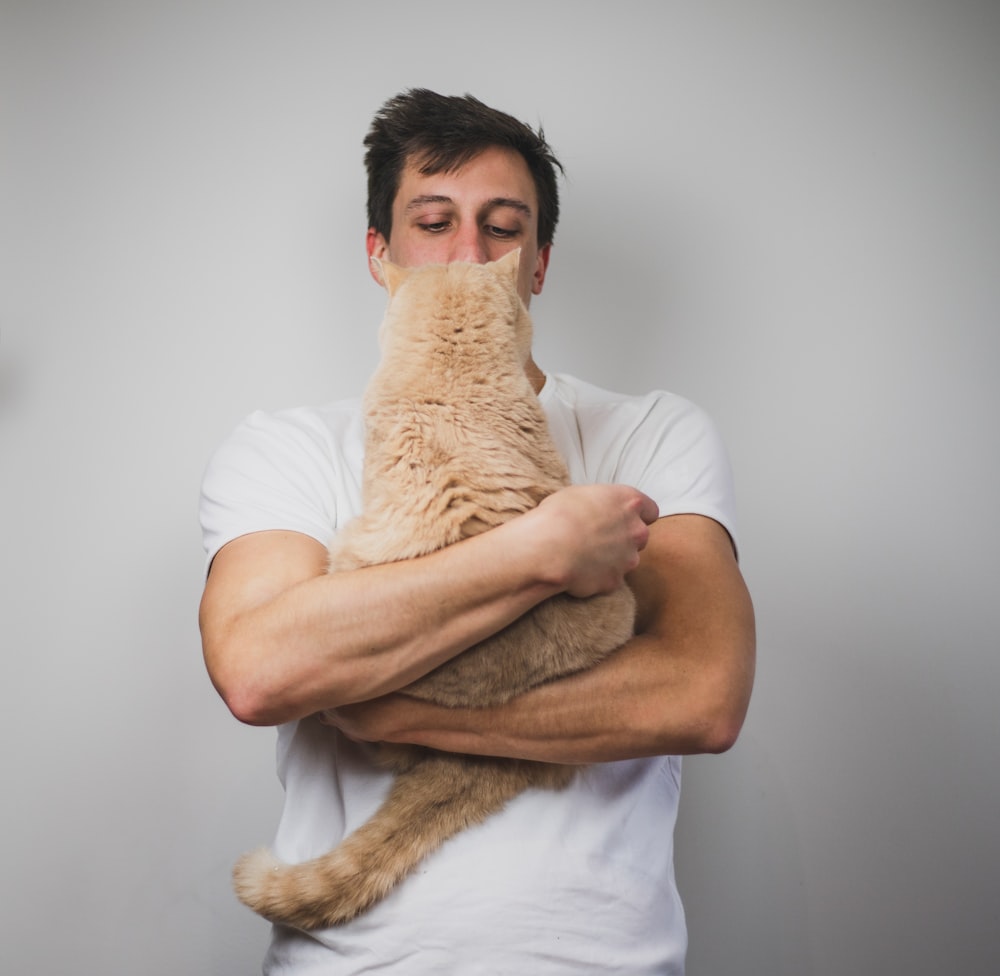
[366,145,551,306]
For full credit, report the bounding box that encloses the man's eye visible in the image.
[418,221,450,233]
[486,225,518,239]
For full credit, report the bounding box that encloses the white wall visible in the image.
[3,2,997,973]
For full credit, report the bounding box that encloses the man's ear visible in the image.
[366,228,390,288]
[531,243,552,297]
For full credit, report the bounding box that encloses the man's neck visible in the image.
[526,357,546,394]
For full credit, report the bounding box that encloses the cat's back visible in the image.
[367,259,555,468]
[348,258,568,559]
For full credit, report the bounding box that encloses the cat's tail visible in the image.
[232,751,572,930]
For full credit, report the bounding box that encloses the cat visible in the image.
[232,249,636,930]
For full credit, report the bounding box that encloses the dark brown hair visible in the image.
[363,89,563,247]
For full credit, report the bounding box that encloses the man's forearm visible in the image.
[201,484,659,727]
[328,628,747,764]
[326,515,756,763]
[203,524,562,726]
[325,636,677,763]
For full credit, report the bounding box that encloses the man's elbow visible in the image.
[204,639,281,727]
[700,634,755,754]
[688,671,754,755]
[210,669,274,727]
[221,683,279,727]
[696,711,746,755]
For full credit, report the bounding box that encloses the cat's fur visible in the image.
[232,250,635,930]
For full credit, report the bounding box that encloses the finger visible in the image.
[635,492,660,525]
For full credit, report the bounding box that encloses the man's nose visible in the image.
[449,228,489,264]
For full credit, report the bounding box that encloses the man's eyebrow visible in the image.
[483,197,533,217]
[402,195,533,217]
[403,195,453,214]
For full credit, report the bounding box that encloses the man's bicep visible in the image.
[627,513,750,639]
[626,513,755,752]
[201,530,330,639]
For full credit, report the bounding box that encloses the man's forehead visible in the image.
[394,148,538,210]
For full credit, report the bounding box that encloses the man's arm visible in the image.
[199,483,659,726]
[324,514,756,762]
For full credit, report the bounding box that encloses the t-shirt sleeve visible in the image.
[587,392,737,545]
[198,409,343,572]
[597,393,740,553]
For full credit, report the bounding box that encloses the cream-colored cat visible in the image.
[233,250,635,930]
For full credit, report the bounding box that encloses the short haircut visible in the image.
[363,89,563,247]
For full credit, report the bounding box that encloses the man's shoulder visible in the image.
[203,397,366,500]
[217,397,364,457]
[263,396,363,435]
[541,372,707,430]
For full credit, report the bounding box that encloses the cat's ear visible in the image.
[492,248,521,287]
[370,257,407,296]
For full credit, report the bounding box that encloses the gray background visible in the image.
[2,2,998,974]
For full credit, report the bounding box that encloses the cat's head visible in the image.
[371,250,533,365]
[369,248,522,299]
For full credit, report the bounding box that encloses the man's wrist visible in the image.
[501,503,571,593]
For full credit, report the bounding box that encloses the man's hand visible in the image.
[319,697,401,743]
[523,484,660,597]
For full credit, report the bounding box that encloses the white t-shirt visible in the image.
[200,373,738,975]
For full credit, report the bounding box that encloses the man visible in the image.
[200,89,754,974]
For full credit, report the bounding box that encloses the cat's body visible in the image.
[233,251,636,930]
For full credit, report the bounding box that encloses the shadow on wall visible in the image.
[676,734,813,976]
